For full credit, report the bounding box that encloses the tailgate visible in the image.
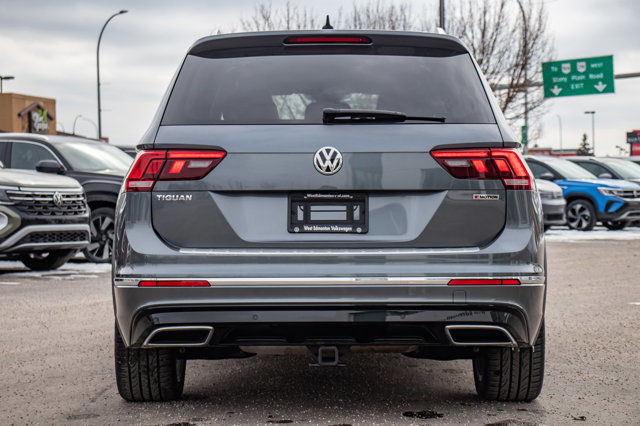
[150,124,506,248]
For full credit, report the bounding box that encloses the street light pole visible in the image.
[96,10,128,140]
[73,115,83,135]
[439,0,445,30]
[73,114,99,139]
[585,111,595,155]
[0,75,15,93]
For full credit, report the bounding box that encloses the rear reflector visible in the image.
[431,148,532,190]
[138,280,210,287]
[284,35,372,44]
[448,279,521,285]
[125,150,226,192]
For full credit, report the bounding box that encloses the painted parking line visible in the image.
[630,302,640,306]
[0,281,20,285]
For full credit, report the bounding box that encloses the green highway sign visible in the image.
[542,55,614,98]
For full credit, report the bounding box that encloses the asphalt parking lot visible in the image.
[1,230,639,424]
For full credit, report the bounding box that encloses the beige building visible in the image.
[0,93,56,135]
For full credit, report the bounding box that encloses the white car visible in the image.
[536,179,566,231]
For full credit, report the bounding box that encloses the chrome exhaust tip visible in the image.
[142,325,214,348]
[444,325,517,347]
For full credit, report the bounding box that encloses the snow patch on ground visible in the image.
[545,226,640,242]
[0,260,111,277]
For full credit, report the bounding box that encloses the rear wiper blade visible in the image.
[322,108,446,123]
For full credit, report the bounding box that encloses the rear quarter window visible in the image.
[162,51,495,125]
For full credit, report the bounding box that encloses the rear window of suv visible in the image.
[162,52,496,125]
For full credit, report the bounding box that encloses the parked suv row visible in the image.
[526,155,640,230]
[0,134,132,261]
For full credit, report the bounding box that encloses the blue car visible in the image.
[526,155,640,230]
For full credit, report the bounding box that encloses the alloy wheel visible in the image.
[567,202,592,230]
[84,211,115,262]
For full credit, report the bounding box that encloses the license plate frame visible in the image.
[288,192,368,234]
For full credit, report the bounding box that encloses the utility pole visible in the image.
[439,0,445,30]
[556,114,563,150]
[515,0,529,153]
[585,111,595,155]
[97,10,127,140]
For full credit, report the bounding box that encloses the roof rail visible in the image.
[0,132,50,142]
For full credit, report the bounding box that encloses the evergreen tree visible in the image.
[577,133,593,156]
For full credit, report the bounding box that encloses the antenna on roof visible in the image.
[322,15,333,29]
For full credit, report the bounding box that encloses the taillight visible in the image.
[448,279,520,285]
[284,35,372,44]
[490,149,531,190]
[125,150,226,192]
[431,148,532,190]
[125,151,165,192]
[138,280,210,287]
[159,151,226,180]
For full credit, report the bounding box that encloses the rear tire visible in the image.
[19,249,76,271]
[603,221,626,230]
[114,323,186,402]
[566,199,596,231]
[473,322,545,402]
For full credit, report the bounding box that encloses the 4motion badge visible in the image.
[473,194,500,200]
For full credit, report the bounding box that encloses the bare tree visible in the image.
[240,1,423,32]
[447,0,553,133]
[344,1,416,30]
[240,1,320,31]
[238,0,553,141]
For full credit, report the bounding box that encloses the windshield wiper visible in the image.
[322,108,446,124]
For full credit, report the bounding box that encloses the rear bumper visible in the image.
[114,281,546,349]
[113,190,546,353]
[541,198,566,226]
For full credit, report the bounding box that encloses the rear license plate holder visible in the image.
[288,192,368,234]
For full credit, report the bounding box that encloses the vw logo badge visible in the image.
[313,146,343,175]
[52,192,63,207]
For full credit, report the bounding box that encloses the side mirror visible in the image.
[539,172,554,181]
[36,159,65,174]
[598,172,613,179]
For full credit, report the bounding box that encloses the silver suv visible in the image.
[0,166,89,269]
[113,31,546,402]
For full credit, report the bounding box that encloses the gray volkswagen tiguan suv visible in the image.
[113,30,546,402]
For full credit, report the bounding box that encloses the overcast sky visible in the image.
[1,0,639,155]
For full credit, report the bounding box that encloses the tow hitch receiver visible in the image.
[309,346,346,367]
